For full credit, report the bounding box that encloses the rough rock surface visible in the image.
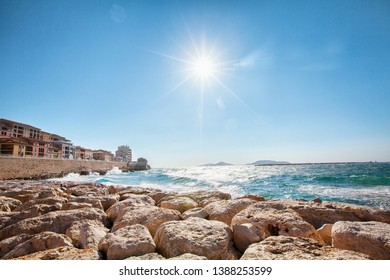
[233,223,264,253]
[111,206,181,236]
[0,196,22,211]
[99,224,156,260]
[0,181,388,260]
[125,253,166,260]
[66,220,109,249]
[3,231,73,259]
[170,253,208,260]
[61,202,94,211]
[13,246,101,260]
[332,221,390,260]
[317,224,333,245]
[258,200,390,229]
[231,202,323,246]
[0,208,109,241]
[154,217,240,260]
[106,194,155,222]
[65,184,108,197]
[241,236,371,260]
[204,198,256,225]
[159,196,198,213]
[181,207,208,220]
[0,234,33,258]
[69,197,104,210]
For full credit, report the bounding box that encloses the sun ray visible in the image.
[211,73,260,120]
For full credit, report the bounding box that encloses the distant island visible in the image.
[248,160,291,165]
[200,162,233,167]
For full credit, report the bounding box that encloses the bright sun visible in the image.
[192,57,216,79]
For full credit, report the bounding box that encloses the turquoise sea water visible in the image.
[52,162,390,210]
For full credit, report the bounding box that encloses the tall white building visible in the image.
[115,145,132,162]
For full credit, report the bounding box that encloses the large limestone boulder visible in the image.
[0,208,109,241]
[13,197,68,212]
[98,224,156,260]
[106,194,155,222]
[69,197,104,210]
[332,221,390,260]
[98,194,120,211]
[66,220,109,249]
[0,196,22,212]
[317,224,333,246]
[240,236,371,260]
[183,191,231,207]
[111,206,181,236]
[231,203,323,247]
[204,198,257,225]
[154,217,240,260]
[232,223,264,253]
[0,234,33,258]
[13,246,101,260]
[65,184,109,197]
[1,203,63,230]
[61,202,94,211]
[181,207,208,220]
[258,200,390,229]
[159,196,198,213]
[2,231,73,259]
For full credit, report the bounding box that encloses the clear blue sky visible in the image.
[1,0,389,167]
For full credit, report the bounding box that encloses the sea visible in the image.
[50,162,390,210]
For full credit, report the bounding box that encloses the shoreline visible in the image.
[0,179,389,260]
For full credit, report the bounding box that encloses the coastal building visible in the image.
[0,118,133,163]
[0,118,41,139]
[75,146,94,160]
[115,145,132,162]
[93,150,114,161]
[0,136,28,157]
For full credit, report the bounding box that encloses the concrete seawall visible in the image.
[0,157,127,180]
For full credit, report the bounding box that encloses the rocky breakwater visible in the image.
[0,180,389,260]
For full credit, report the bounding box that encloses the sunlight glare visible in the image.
[192,57,216,79]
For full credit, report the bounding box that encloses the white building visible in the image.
[115,145,132,162]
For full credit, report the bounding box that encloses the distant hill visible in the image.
[201,162,233,167]
[248,160,291,165]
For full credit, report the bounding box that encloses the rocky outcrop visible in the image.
[257,200,390,229]
[154,217,240,260]
[66,220,109,249]
[106,194,155,222]
[181,207,208,220]
[98,224,156,260]
[204,198,257,225]
[232,223,264,253]
[2,231,73,259]
[0,208,109,241]
[231,202,323,247]
[0,234,33,258]
[317,224,333,245]
[240,236,371,260]
[332,221,390,259]
[111,206,181,236]
[0,180,388,260]
[159,196,198,213]
[0,196,22,212]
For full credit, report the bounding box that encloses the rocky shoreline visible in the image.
[0,180,389,260]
